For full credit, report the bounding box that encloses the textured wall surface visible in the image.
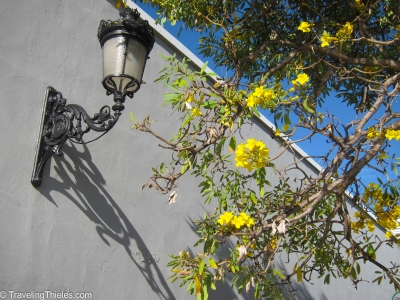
[0,1,397,300]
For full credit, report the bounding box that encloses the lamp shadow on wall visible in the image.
[39,142,176,300]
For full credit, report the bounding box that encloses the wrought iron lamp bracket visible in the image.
[31,6,155,187]
[31,87,123,187]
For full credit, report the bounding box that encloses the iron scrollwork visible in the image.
[31,87,121,187]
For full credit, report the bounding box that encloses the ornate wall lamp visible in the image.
[31,8,155,187]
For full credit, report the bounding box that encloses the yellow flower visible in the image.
[218,211,254,231]
[246,94,260,108]
[235,144,252,171]
[385,231,393,239]
[270,237,279,249]
[395,24,400,38]
[366,127,379,140]
[320,31,337,47]
[231,216,246,229]
[115,0,127,8]
[366,219,375,232]
[361,183,400,231]
[342,22,353,35]
[377,151,389,160]
[246,86,276,109]
[298,22,313,33]
[191,107,202,117]
[336,22,353,40]
[235,138,269,171]
[239,212,255,228]
[253,86,265,98]
[385,129,400,141]
[217,211,234,226]
[282,124,290,131]
[355,0,363,10]
[187,93,195,103]
[293,73,309,86]
[246,138,266,151]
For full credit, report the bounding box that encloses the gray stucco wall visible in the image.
[0,1,398,299]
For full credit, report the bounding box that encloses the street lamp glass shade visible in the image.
[102,34,147,94]
[98,7,155,98]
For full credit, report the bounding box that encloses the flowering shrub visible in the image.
[133,0,400,297]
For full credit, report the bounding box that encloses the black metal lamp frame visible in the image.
[31,7,155,187]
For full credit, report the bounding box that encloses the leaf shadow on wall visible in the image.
[39,142,176,300]
[183,217,254,300]
[185,216,321,300]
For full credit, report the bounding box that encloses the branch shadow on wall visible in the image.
[178,217,253,300]
[184,215,325,300]
[39,142,176,300]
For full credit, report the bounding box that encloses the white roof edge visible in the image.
[132,2,324,175]
[131,3,215,75]
[254,114,323,173]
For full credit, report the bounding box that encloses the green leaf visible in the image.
[202,283,209,300]
[275,269,286,279]
[182,116,193,127]
[229,137,236,151]
[162,93,180,104]
[254,282,260,299]
[324,274,330,284]
[200,61,208,74]
[199,260,205,275]
[204,240,212,253]
[302,98,314,114]
[367,244,376,260]
[351,267,357,280]
[209,258,218,269]
[167,84,181,92]
[181,163,189,174]
[203,100,218,109]
[250,193,258,204]
[260,186,264,197]
[297,267,303,283]
[372,276,383,284]
[129,112,135,122]
[187,280,194,292]
[216,137,226,154]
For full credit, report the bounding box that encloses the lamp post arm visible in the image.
[31,87,122,187]
[65,103,121,142]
